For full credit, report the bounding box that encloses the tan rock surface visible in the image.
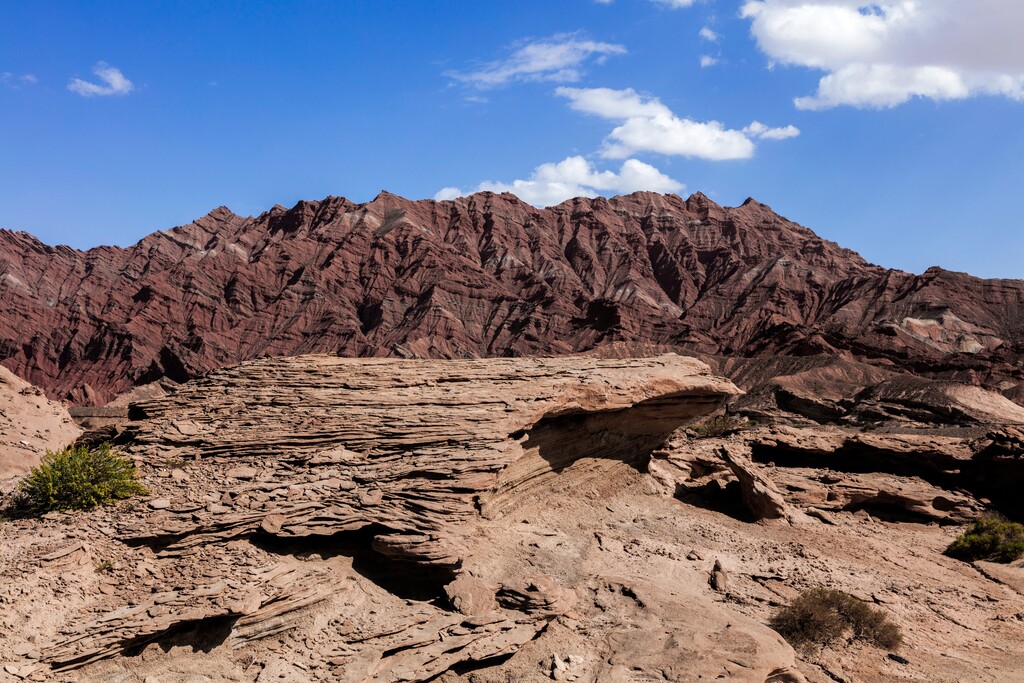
[3,355,1024,682]
[642,429,1024,682]
[116,353,737,564]
[0,365,79,484]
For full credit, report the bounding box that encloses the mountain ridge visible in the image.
[1,190,1021,404]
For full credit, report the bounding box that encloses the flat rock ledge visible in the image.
[37,353,739,674]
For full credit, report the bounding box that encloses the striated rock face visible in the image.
[118,354,738,567]
[1,191,1022,405]
[707,354,1024,428]
[4,356,1024,681]
[17,354,754,677]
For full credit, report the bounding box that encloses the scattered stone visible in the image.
[710,560,729,593]
[227,466,260,480]
[445,575,497,616]
[11,643,33,657]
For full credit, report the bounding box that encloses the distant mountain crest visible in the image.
[0,191,1021,405]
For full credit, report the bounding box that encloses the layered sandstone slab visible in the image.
[120,353,738,564]
[30,354,740,673]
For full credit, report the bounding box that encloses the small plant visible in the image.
[771,588,902,652]
[945,514,1024,563]
[8,443,147,516]
[691,414,751,438]
[94,558,114,574]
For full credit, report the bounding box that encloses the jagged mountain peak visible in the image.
[0,191,1020,404]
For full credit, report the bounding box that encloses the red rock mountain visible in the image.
[1,191,1022,405]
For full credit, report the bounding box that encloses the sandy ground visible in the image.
[2,443,1023,682]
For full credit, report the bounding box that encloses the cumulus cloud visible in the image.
[434,187,464,201]
[68,62,134,97]
[699,27,719,42]
[700,55,719,68]
[446,33,626,89]
[743,120,801,140]
[434,156,684,207]
[556,87,798,160]
[741,0,1024,109]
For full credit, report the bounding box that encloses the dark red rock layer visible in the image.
[1,191,1022,404]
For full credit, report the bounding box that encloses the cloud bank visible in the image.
[556,87,798,160]
[435,156,684,207]
[741,0,1024,109]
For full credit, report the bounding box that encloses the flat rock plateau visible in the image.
[1,191,1024,682]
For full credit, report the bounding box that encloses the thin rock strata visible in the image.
[3,354,1024,681]
[22,354,757,678]
[119,354,738,564]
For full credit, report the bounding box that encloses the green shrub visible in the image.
[945,515,1024,563]
[691,414,751,438]
[771,588,902,652]
[9,443,147,515]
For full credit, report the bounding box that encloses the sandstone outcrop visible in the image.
[747,426,1024,519]
[1,191,1021,406]
[714,355,1024,427]
[0,366,79,483]
[3,354,763,679]
[717,444,804,523]
[116,354,737,566]
[3,355,1024,681]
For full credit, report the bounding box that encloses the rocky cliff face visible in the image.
[2,191,1022,404]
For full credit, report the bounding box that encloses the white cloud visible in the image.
[743,120,801,140]
[556,86,669,119]
[700,55,719,68]
[435,187,463,201]
[699,27,719,41]
[1,72,38,89]
[68,62,134,97]
[556,87,797,160]
[434,156,684,207]
[446,33,626,89]
[794,64,969,110]
[741,1,1024,109]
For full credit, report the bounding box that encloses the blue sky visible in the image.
[1,1,1022,277]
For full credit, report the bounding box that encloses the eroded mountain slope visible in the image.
[2,191,1021,404]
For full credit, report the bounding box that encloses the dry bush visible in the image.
[8,443,147,516]
[691,414,751,438]
[945,514,1024,563]
[771,588,902,652]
